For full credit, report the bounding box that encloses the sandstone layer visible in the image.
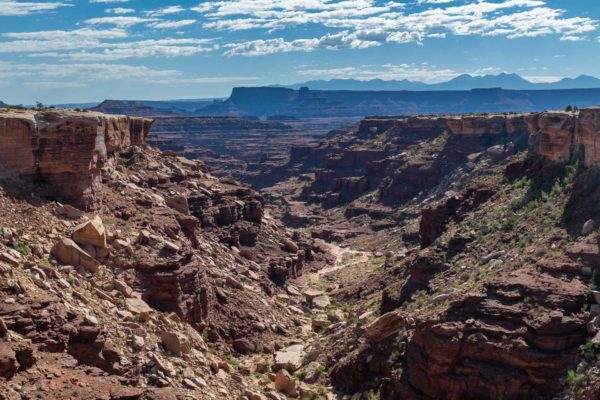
[0,109,152,209]
[527,107,600,166]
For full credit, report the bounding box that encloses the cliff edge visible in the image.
[0,109,153,209]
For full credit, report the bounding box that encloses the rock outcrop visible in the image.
[527,107,600,167]
[401,269,590,400]
[0,109,152,209]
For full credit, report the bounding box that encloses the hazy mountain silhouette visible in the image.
[286,73,600,91]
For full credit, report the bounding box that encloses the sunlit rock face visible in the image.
[527,107,600,166]
[0,109,153,209]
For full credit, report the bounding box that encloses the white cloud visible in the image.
[0,30,217,60]
[105,7,135,14]
[89,0,129,3]
[145,5,185,17]
[61,38,217,61]
[0,28,128,53]
[3,28,127,40]
[195,0,597,56]
[224,38,320,57]
[85,16,156,27]
[0,1,70,16]
[149,19,197,29]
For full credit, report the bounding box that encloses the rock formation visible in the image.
[402,269,589,399]
[0,109,152,209]
[527,107,600,166]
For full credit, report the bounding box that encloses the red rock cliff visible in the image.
[527,107,600,166]
[0,109,153,209]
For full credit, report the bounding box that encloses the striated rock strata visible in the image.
[0,109,152,209]
[401,269,589,400]
[527,107,600,166]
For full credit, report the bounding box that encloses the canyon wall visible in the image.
[527,107,600,166]
[0,109,153,209]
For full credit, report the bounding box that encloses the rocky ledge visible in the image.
[0,109,153,209]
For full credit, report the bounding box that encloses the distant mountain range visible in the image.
[285,73,600,91]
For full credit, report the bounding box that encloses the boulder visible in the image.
[125,297,153,318]
[166,195,190,215]
[274,369,299,397]
[304,361,322,383]
[0,252,19,267]
[51,238,100,273]
[160,330,191,356]
[582,219,596,236]
[363,312,404,343]
[311,295,331,309]
[281,238,299,253]
[303,289,324,302]
[233,338,256,354]
[274,344,304,372]
[176,215,199,233]
[113,279,133,298]
[72,215,108,249]
[56,204,85,219]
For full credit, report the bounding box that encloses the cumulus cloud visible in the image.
[195,0,597,56]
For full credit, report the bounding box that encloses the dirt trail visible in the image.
[315,240,371,278]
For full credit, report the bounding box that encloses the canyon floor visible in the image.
[2,108,600,400]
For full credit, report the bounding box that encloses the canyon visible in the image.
[1,104,600,400]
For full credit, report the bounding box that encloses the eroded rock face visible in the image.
[446,115,525,136]
[526,112,577,163]
[576,108,600,166]
[527,107,600,166]
[400,269,589,400]
[0,110,152,209]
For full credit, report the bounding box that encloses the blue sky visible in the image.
[0,0,599,104]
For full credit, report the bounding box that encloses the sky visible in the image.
[0,0,599,104]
